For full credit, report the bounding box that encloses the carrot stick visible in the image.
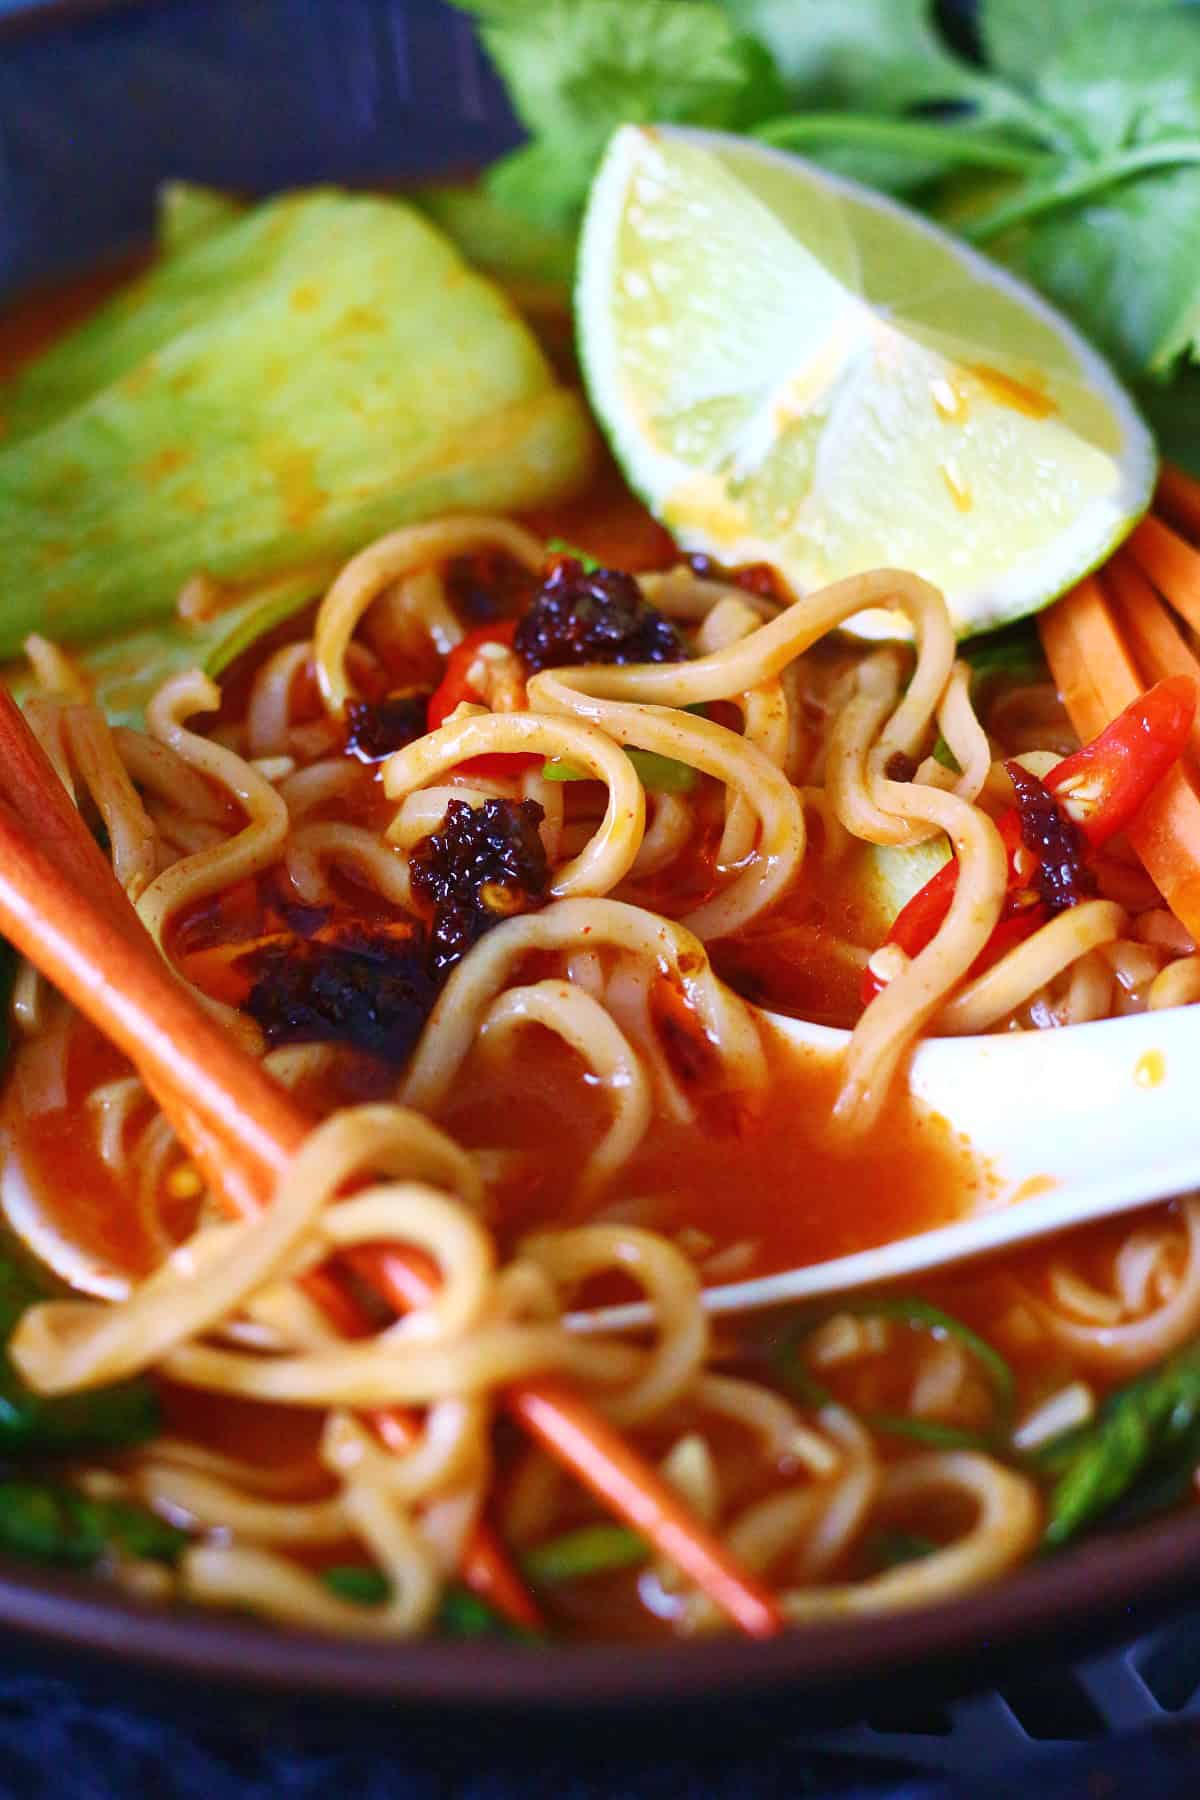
[0,756,781,1635]
[1156,464,1200,541]
[1103,556,1200,758]
[1126,514,1200,637]
[362,1260,784,1640]
[1040,580,1200,938]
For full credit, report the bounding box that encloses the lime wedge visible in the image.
[577,126,1156,638]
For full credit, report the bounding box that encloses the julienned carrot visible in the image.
[1104,557,1200,755]
[0,693,539,1634]
[1126,513,1200,637]
[359,1264,788,1639]
[1040,579,1200,940]
[0,705,782,1638]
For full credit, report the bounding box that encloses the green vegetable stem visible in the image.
[1036,1340,1200,1546]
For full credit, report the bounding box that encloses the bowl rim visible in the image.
[0,0,1195,1716]
[1,1498,1198,1710]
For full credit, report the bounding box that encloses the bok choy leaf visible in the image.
[10,565,329,733]
[156,181,245,258]
[0,189,592,655]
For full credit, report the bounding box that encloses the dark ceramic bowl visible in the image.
[0,0,1197,1721]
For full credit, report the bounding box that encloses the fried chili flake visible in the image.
[444,550,539,626]
[410,797,549,974]
[344,691,431,764]
[1005,760,1097,914]
[513,557,685,672]
[885,750,918,783]
[683,552,790,603]
[245,921,438,1064]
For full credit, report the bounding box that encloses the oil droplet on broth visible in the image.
[1135,1049,1166,1089]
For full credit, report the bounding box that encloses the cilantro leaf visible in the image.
[458,0,1200,406]
[453,0,785,227]
[1034,12,1200,157]
[979,0,1180,93]
[412,182,577,288]
[728,0,1059,191]
[1008,165,1200,378]
[970,12,1200,376]
[1135,367,1200,475]
[724,0,977,115]
[485,139,599,234]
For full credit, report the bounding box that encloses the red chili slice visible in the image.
[861,677,1196,1004]
[425,619,538,779]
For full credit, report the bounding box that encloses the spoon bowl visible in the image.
[574,1001,1200,1332]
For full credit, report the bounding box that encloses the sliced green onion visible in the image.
[521,1524,647,1583]
[0,1481,187,1568]
[322,1566,538,1639]
[1033,1340,1200,1547]
[435,1586,534,1640]
[541,748,696,793]
[771,1295,1015,1449]
[544,535,601,572]
[322,1564,390,1606]
[868,1529,938,1571]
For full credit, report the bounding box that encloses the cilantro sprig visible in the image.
[453,0,1200,431]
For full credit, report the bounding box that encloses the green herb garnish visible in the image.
[322,1564,391,1607]
[544,536,602,572]
[322,1567,538,1640]
[454,0,1200,402]
[1035,1341,1200,1547]
[542,748,697,792]
[522,1523,647,1583]
[959,618,1048,687]
[452,1,785,231]
[0,1480,186,1568]
[772,1295,1016,1450]
[0,1250,161,1454]
[868,1529,938,1571]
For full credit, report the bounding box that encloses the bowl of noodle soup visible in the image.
[2,0,1200,1721]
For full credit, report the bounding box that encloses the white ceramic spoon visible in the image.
[574,1002,1200,1333]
